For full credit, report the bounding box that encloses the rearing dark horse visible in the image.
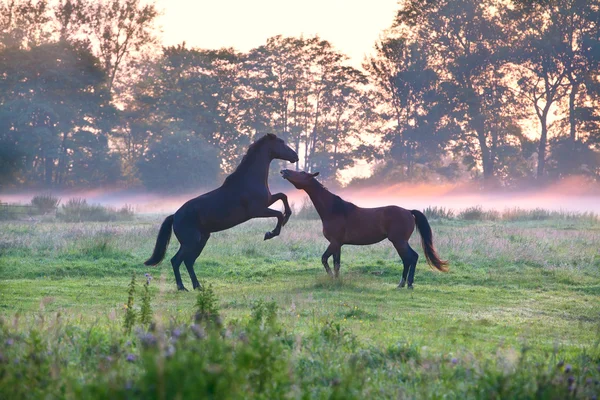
[281,169,448,289]
[145,134,299,291]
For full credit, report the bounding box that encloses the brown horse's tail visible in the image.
[144,215,174,266]
[410,210,449,272]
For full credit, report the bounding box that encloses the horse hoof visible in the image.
[407,285,414,290]
[264,231,274,240]
[177,286,189,292]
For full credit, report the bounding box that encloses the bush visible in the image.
[294,196,320,220]
[423,206,455,220]
[30,194,60,215]
[458,205,500,221]
[57,198,135,222]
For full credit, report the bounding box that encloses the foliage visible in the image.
[30,194,60,214]
[57,198,134,222]
[136,132,220,192]
[139,274,153,326]
[2,0,600,189]
[0,275,598,399]
[457,205,501,221]
[195,284,222,328]
[423,205,455,220]
[123,272,136,333]
[293,196,321,220]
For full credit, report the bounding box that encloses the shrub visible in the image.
[294,196,320,220]
[423,205,455,220]
[57,198,134,222]
[30,194,60,215]
[458,205,500,221]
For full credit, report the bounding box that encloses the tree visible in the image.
[0,41,118,187]
[125,45,245,172]
[0,0,52,50]
[87,0,159,95]
[136,132,220,191]
[243,36,371,183]
[366,38,459,181]
[392,0,529,183]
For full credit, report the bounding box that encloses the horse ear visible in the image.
[311,172,320,177]
[266,133,277,140]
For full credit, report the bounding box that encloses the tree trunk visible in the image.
[568,78,579,142]
[537,116,548,179]
[473,115,493,180]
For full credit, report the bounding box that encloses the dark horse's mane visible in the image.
[224,133,275,183]
[310,178,357,216]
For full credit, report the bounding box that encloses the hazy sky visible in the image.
[155,0,399,66]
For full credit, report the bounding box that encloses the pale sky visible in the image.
[155,0,399,67]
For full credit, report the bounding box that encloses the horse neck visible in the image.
[304,180,335,220]
[230,146,272,185]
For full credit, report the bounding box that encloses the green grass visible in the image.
[0,217,599,398]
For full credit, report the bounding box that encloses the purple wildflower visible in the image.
[190,324,205,339]
[565,364,572,373]
[165,345,175,358]
[451,357,458,365]
[137,331,157,348]
[5,338,14,346]
[126,353,136,363]
[172,328,181,339]
[567,376,575,385]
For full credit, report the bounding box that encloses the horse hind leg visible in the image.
[333,248,341,278]
[391,239,418,289]
[170,248,187,291]
[182,233,210,290]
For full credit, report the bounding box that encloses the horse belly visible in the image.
[343,214,387,245]
[203,207,249,232]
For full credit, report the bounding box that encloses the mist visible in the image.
[2,175,599,216]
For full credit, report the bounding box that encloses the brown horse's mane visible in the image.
[225,134,275,183]
[309,176,357,216]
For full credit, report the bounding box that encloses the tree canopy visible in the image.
[1,0,599,191]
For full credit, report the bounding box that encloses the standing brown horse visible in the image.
[281,169,448,288]
[145,134,298,291]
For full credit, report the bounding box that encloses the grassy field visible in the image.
[0,214,599,398]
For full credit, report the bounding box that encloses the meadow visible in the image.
[0,208,599,399]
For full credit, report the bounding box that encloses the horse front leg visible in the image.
[321,243,340,278]
[269,193,292,226]
[255,208,284,240]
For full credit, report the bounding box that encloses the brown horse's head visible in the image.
[264,134,299,163]
[280,169,319,189]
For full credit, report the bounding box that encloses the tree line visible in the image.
[1,0,599,191]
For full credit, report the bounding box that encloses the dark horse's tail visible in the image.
[410,210,449,272]
[144,215,174,266]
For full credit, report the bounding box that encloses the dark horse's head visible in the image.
[280,169,319,189]
[260,133,299,163]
